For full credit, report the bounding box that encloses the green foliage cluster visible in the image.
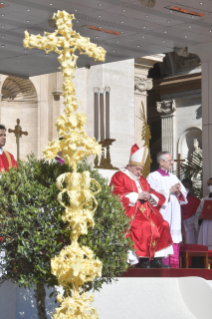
[0,156,132,290]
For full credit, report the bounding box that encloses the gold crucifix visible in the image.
[174,153,185,179]
[23,10,106,170]
[8,119,28,161]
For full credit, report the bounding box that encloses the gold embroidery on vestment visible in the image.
[140,206,146,213]
[152,241,156,247]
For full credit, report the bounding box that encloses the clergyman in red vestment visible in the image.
[110,144,173,268]
[0,124,17,173]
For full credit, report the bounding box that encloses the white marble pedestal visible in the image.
[1,276,212,319]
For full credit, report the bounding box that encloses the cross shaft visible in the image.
[8,119,28,161]
[174,153,185,179]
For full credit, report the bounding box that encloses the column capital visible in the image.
[52,91,62,101]
[104,86,111,93]
[135,54,165,72]
[134,76,153,93]
[156,100,176,116]
[93,87,100,93]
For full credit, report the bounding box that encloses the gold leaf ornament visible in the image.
[51,244,102,287]
[53,291,99,319]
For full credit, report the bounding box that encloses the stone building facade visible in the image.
[147,52,202,172]
[0,56,162,170]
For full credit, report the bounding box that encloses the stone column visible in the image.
[38,74,49,158]
[52,72,63,139]
[99,88,105,142]
[0,74,3,124]
[105,86,111,140]
[134,55,164,147]
[156,100,177,171]
[188,43,212,195]
[93,87,99,140]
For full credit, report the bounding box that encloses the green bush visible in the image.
[0,155,132,291]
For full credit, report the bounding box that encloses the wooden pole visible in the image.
[174,153,185,179]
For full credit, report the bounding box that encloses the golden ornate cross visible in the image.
[174,153,185,179]
[23,11,106,319]
[23,10,106,171]
[8,119,28,161]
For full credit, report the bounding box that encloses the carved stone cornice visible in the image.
[135,54,165,70]
[174,47,189,57]
[134,76,153,92]
[156,100,176,115]
[153,73,201,95]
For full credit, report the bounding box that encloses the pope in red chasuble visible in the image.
[110,144,173,268]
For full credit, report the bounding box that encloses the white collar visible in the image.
[0,148,3,155]
[121,167,141,181]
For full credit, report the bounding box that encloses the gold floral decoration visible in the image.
[24,10,106,319]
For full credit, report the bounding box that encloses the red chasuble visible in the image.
[0,150,17,173]
[181,194,200,221]
[110,171,173,259]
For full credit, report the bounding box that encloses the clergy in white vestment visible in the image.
[197,177,212,249]
[147,151,187,268]
[181,178,200,244]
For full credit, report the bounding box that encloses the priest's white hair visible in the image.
[156,151,170,164]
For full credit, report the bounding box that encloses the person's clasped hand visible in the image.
[170,183,181,194]
[138,192,150,201]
